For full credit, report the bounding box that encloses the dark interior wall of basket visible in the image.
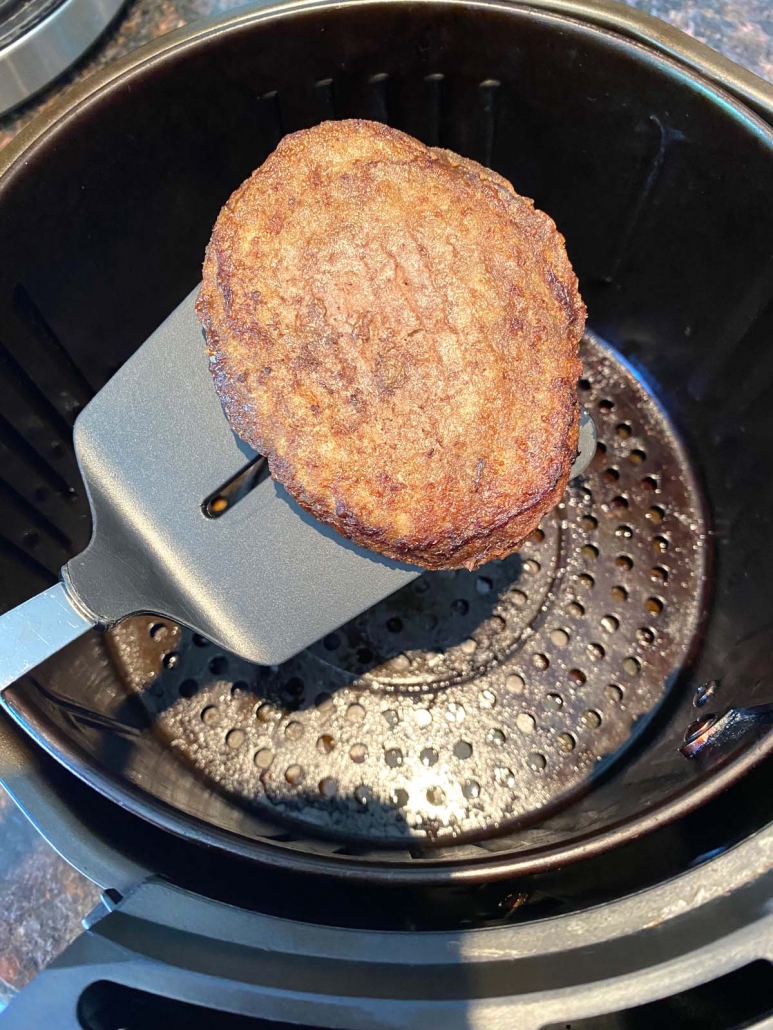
[1,4,773,876]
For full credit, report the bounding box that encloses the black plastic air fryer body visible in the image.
[2,0,773,1025]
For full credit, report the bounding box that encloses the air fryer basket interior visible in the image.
[1,0,773,881]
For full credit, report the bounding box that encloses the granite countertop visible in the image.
[0,0,771,1009]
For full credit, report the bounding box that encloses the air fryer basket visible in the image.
[1,0,773,884]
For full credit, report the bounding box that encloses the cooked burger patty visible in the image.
[197,119,585,570]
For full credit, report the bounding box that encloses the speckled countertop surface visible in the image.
[0,0,771,1009]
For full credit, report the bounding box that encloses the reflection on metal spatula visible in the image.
[0,290,597,690]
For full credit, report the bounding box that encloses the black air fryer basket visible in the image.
[2,0,773,1024]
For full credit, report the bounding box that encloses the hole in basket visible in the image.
[226,728,245,749]
[557,732,576,753]
[201,705,219,725]
[385,747,403,768]
[629,448,647,465]
[611,585,628,603]
[254,748,274,769]
[282,678,305,708]
[285,764,305,785]
[285,721,304,741]
[616,524,633,539]
[623,657,641,677]
[350,743,368,763]
[208,656,228,675]
[256,703,278,723]
[569,668,586,685]
[646,596,664,615]
[581,709,602,729]
[317,734,335,754]
[515,712,536,735]
[178,679,197,698]
[598,399,614,415]
[616,554,634,571]
[427,786,445,806]
[581,544,599,561]
[506,673,525,694]
[616,422,632,439]
[582,515,598,531]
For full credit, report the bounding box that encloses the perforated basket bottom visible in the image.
[106,334,708,846]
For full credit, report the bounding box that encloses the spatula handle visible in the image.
[0,583,95,693]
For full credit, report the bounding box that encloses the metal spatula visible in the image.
[0,290,597,690]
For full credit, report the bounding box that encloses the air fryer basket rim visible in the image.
[1,0,773,884]
[0,0,772,186]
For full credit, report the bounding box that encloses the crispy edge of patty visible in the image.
[197,120,585,570]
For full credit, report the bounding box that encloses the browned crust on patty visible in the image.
[197,119,585,570]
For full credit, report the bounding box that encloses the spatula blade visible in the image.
[65,290,420,665]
